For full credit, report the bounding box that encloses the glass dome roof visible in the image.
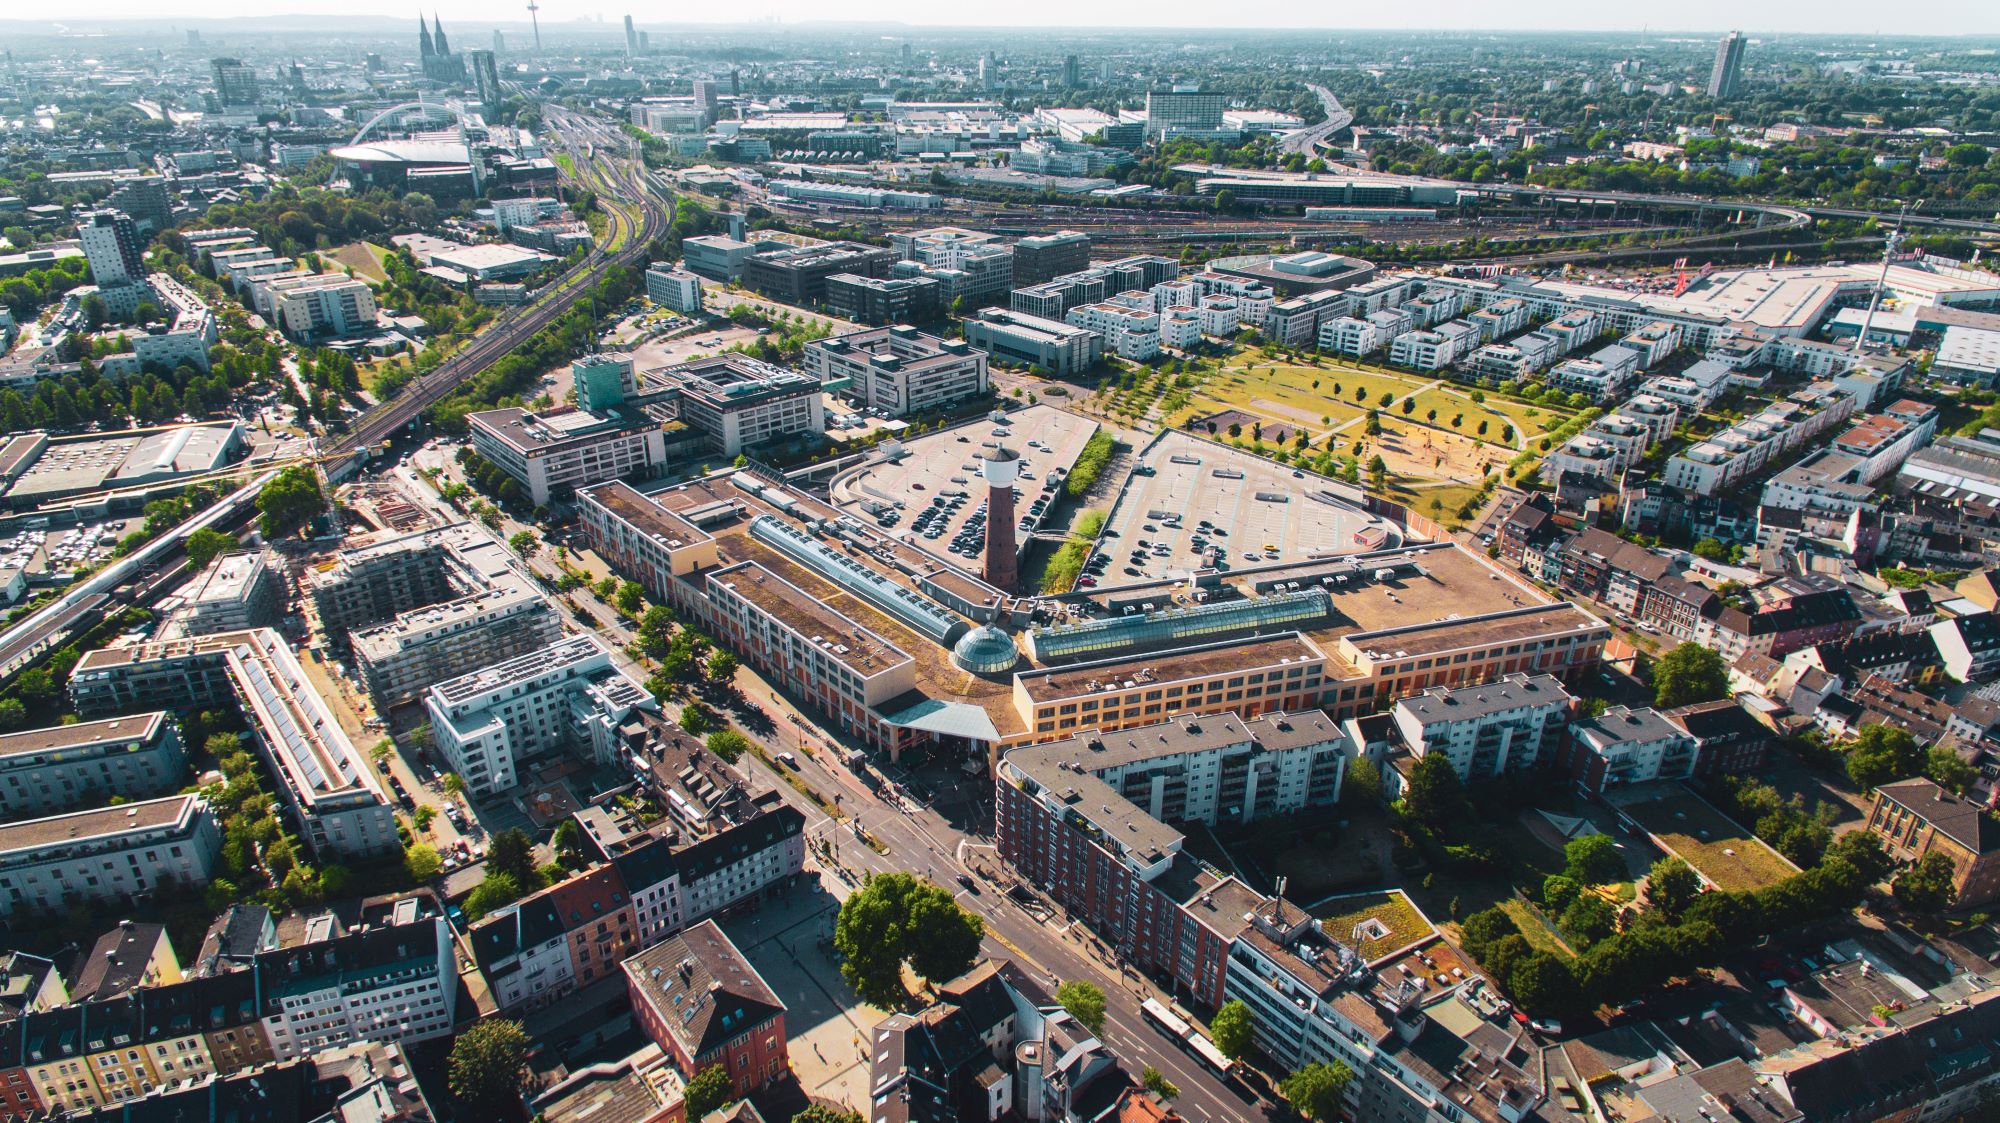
[951,624,1020,675]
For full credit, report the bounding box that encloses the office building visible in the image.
[0,795,220,918]
[1010,230,1090,287]
[467,401,672,508]
[739,241,895,305]
[1389,673,1572,783]
[645,263,704,313]
[68,629,399,860]
[625,921,788,1097]
[78,210,144,288]
[803,326,989,417]
[826,273,941,326]
[104,176,173,235]
[210,58,258,107]
[272,276,379,340]
[1709,32,1747,100]
[1066,301,1161,361]
[962,308,1103,375]
[425,635,656,797]
[0,713,186,819]
[1143,86,1227,139]
[647,354,824,456]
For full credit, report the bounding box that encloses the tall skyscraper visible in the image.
[210,57,258,107]
[1144,86,1226,139]
[1063,54,1080,88]
[692,78,717,124]
[1708,31,1746,100]
[469,49,502,119]
[624,15,638,56]
[78,210,144,288]
[492,30,506,54]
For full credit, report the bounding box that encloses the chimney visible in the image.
[979,445,1022,592]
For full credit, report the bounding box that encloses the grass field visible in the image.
[1499,898,1578,958]
[1620,789,1797,892]
[326,241,393,284]
[1317,890,1435,961]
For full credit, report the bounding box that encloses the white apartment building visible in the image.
[645,264,705,314]
[1319,316,1388,357]
[273,277,379,340]
[675,805,810,922]
[1569,706,1697,790]
[1404,289,1465,327]
[1190,272,1273,327]
[802,326,990,417]
[1197,294,1240,336]
[1161,310,1202,350]
[259,917,458,1061]
[1152,278,1201,310]
[1619,394,1682,445]
[0,795,220,917]
[425,635,656,797]
[1547,345,1641,403]
[1465,298,1530,340]
[1540,308,1605,354]
[1390,321,1479,370]
[1066,301,1161,361]
[1664,382,1859,496]
[1390,673,1572,782]
[1619,321,1684,368]
[170,551,280,637]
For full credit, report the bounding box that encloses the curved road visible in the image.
[326,107,670,466]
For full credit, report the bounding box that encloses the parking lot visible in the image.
[1090,432,1401,585]
[830,405,1100,568]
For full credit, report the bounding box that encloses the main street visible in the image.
[724,677,1280,1123]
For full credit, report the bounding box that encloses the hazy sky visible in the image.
[51,0,2000,35]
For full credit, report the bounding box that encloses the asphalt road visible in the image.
[728,694,1281,1123]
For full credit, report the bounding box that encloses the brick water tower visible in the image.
[980,445,1022,592]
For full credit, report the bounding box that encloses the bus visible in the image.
[1140,998,1193,1041]
[1141,998,1233,1076]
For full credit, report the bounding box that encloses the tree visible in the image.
[1893,852,1959,914]
[487,828,537,886]
[256,466,324,539]
[1142,1065,1180,1100]
[1645,858,1702,922]
[405,844,442,882]
[1343,757,1382,807]
[834,873,984,1006]
[1560,893,1616,947]
[792,1109,863,1123]
[685,1063,733,1120]
[0,699,25,732]
[1845,724,1922,790]
[464,873,524,921]
[1565,834,1624,886]
[1541,874,1581,913]
[1692,537,1728,562]
[1401,753,1466,831]
[1652,643,1729,709]
[1280,1060,1353,1120]
[1056,980,1107,1035]
[706,650,740,683]
[1508,953,1583,1019]
[1211,999,1254,1061]
[705,730,751,762]
[184,527,238,571]
[1927,744,1979,796]
[615,580,645,617]
[507,530,538,557]
[446,1018,530,1116]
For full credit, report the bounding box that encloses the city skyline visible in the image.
[7,4,2000,36]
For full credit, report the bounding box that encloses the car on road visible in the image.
[776,752,798,768]
[955,874,979,894]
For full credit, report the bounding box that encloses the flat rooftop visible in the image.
[0,712,165,759]
[1017,633,1324,703]
[0,794,197,856]
[585,480,715,548]
[710,559,913,677]
[469,405,654,452]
